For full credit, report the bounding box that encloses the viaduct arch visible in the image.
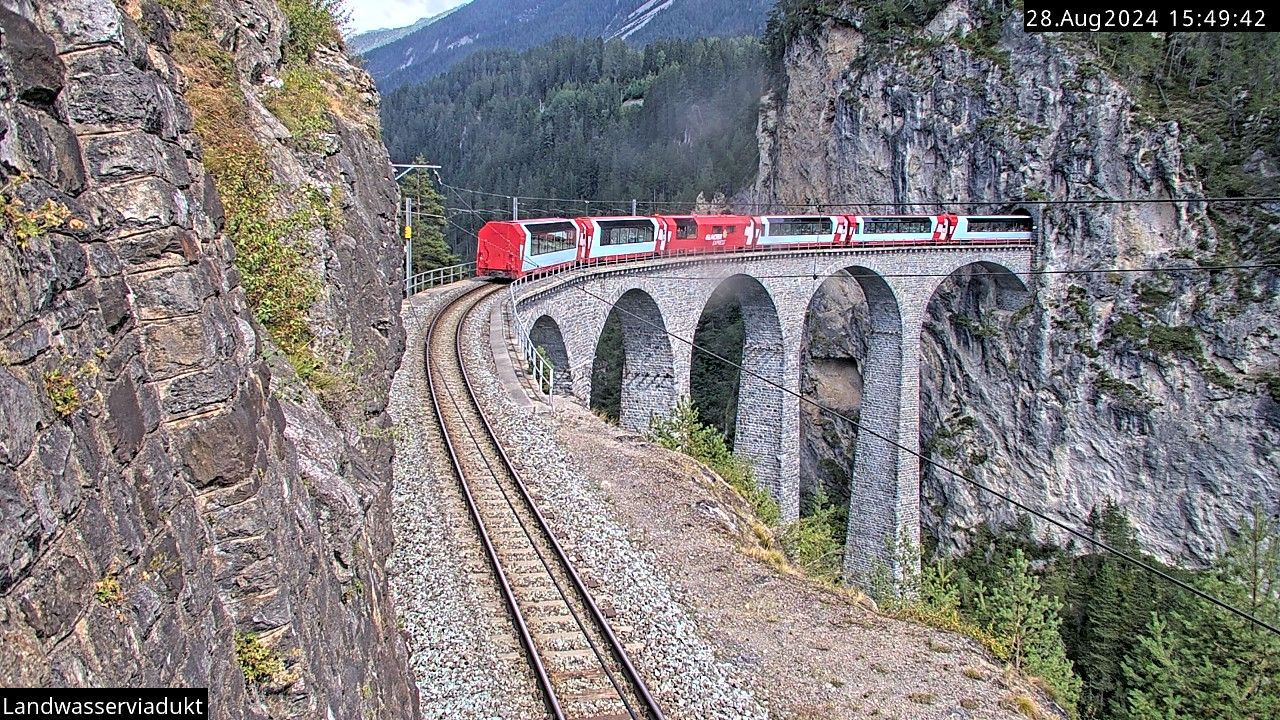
[511,247,1032,581]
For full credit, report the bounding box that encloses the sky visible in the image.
[344,0,469,35]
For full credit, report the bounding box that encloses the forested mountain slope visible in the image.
[347,9,457,55]
[362,0,774,88]
[382,36,765,250]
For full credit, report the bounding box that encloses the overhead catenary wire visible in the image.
[568,282,1280,638]
[436,181,1280,210]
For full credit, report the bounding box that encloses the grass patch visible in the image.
[93,576,123,605]
[741,544,791,573]
[234,631,285,685]
[1,177,77,248]
[1006,694,1045,719]
[166,6,339,388]
[265,64,334,153]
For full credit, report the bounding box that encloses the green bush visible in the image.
[1260,372,1280,401]
[93,576,123,605]
[1105,313,1145,344]
[779,483,845,583]
[649,399,780,525]
[1147,325,1200,357]
[44,369,80,417]
[1135,284,1174,313]
[279,0,343,63]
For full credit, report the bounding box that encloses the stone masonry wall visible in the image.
[512,247,1031,576]
[0,1,417,716]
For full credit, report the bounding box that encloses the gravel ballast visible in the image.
[388,283,542,720]
[460,290,768,720]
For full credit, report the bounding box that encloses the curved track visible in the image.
[425,283,665,720]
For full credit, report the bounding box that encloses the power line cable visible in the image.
[566,282,1280,637]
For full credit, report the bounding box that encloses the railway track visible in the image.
[425,283,665,720]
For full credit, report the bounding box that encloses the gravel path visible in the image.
[388,283,543,720]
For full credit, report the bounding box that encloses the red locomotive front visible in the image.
[476,221,526,279]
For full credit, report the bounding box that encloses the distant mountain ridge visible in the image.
[346,9,459,56]
[360,0,773,88]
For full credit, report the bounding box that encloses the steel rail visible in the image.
[452,287,667,720]
[425,284,565,720]
[428,282,666,720]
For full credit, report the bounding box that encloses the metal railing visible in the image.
[406,262,475,296]
[507,283,555,397]
[503,240,1033,399]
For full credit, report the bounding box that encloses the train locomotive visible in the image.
[476,213,1034,280]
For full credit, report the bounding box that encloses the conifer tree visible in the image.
[975,549,1082,713]
[398,155,459,274]
[1118,506,1280,720]
[1064,500,1161,716]
[1118,613,1187,719]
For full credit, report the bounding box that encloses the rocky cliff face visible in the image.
[0,0,417,715]
[761,1,1280,563]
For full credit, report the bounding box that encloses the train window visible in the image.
[966,217,1033,233]
[861,217,931,234]
[528,222,577,255]
[676,220,697,239]
[767,217,833,236]
[712,226,725,234]
[599,220,655,246]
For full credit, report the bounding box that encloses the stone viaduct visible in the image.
[509,246,1033,579]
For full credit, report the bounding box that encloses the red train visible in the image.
[476,213,1033,280]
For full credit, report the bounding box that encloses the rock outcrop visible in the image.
[0,0,417,715]
[759,1,1280,563]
